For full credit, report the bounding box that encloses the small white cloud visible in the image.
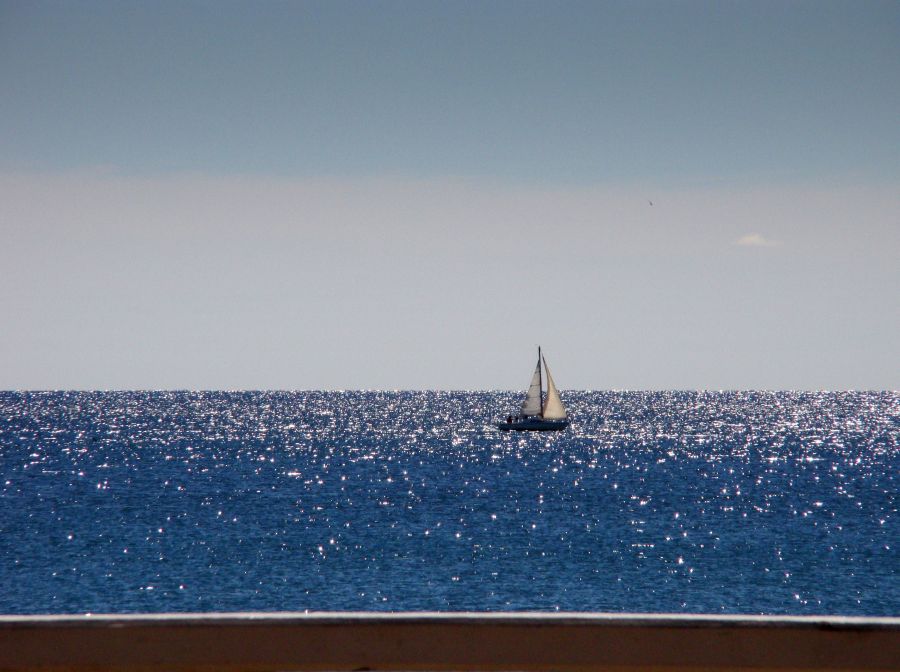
[735,232,781,247]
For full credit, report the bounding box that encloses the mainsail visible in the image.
[520,355,543,417]
[541,355,567,420]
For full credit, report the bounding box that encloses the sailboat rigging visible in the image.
[497,347,569,431]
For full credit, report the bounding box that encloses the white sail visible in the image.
[541,355,567,420]
[520,356,543,416]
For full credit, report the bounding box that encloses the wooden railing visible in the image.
[1,612,898,671]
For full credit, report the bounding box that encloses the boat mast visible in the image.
[538,345,543,418]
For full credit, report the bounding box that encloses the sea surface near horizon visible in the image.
[0,390,896,615]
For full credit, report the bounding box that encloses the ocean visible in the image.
[0,390,896,615]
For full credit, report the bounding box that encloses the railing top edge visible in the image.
[1,612,898,629]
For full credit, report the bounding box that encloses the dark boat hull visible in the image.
[496,418,569,432]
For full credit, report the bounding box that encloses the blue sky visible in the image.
[4,1,898,181]
[1,1,898,389]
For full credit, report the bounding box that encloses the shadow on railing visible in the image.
[1,612,898,671]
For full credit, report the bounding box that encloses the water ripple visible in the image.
[0,390,896,614]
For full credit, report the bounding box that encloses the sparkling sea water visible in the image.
[0,391,896,615]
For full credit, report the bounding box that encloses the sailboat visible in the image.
[497,347,569,431]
